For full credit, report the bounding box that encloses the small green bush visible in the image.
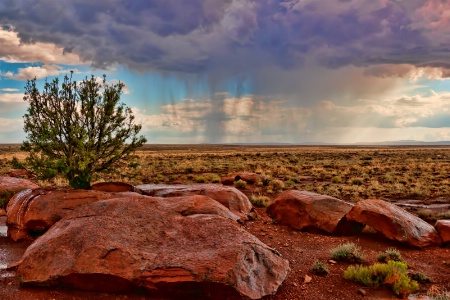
[411,272,430,283]
[0,191,15,209]
[249,195,271,208]
[330,242,365,263]
[331,175,342,183]
[208,174,221,183]
[269,179,285,191]
[344,261,419,297]
[311,260,330,275]
[234,179,247,188]
[284,179,296,189]
[195,175,207,183]
[377,248,403,263]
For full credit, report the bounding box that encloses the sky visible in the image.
[1,0,450,144]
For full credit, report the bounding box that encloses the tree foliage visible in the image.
[22,73,147,189]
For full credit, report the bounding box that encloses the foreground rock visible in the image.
[266,190,363,234]
[13,196,289,299]
[6,188,139,241]
[91,181,142,193]
[0,176,38,195]
[136,184,256,221]
[346,199,442,247]
[435,220,450,244]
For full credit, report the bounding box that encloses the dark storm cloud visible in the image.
[1,0,450,73]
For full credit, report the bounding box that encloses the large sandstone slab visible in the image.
[6,188,139,241]
[0,176,38,194]
[13,196,289,299]
[346,199,442,247]
[266,190,363,234]
[435,220,450,244]
[136,184,256,221]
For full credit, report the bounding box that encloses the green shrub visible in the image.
[233,179,247,188]
[344,261,419,297]
[411,272,431,283]
[208,174,221,183]
[0,191,15,209]
[330,242,365,263]
[311,260,330,275]
[249,195,271,208]
[377,248,403,263]
[195,175,207,183]
[284,179,296,189]
[331,175,342,183]
[21,74,146,189]
[269,179,285,191]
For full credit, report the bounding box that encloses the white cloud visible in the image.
[4,64,76,80]
[0,118,22,132]
[0,93,23,103]
[0,30,82,64]
[0,88,19,92]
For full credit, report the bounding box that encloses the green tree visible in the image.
[22,73,147,189]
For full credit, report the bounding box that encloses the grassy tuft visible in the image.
[344,261,419,297]
[330,242,365,263]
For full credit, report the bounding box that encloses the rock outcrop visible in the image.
[266,190,363,234]
[6,188,139,241]
[91,182,142,193]
[0,176,38,194]
[435,220,450,244]
[13,196,289,299]
[221,173,261,185]
[136,184,256,221]
[346,199,442,247]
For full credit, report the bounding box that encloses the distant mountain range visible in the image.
[228,140,450,146]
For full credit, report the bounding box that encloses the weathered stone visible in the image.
[6,188,139,241]
[7,169,34,179]
[435,220,450,244]
[346,199,442,247]
[266,190,363,234]
[0,176,38,194]
[91,182,142,193]
[136,184,256,221]
[13,196,289,299]
[221,173,261,185]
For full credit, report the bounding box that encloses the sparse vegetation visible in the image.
[311,260,330,275]
[2,145,450,208]
[0,190,15,209]
[344,261,419,297]
[330,242,365,263]
[376,248,403,263]
[249,195,271,208]
[234,179,247,188]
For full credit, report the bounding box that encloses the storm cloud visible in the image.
[1,0,450,74]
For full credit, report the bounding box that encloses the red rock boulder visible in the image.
[91,182,142,193]
[221,172,261,185]
[13,196,289,299]
[346,199,442,247]
[435,220,450,244]
[0,176,38,194]
[266,190,363,234]
[6,188,139,241]
[136,183,256,221]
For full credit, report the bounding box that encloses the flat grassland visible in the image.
[2,144,450,219]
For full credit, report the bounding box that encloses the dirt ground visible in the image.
[1,209,449,300]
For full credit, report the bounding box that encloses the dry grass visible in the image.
[2,144,450,205]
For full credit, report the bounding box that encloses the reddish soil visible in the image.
[1,210,450,300]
